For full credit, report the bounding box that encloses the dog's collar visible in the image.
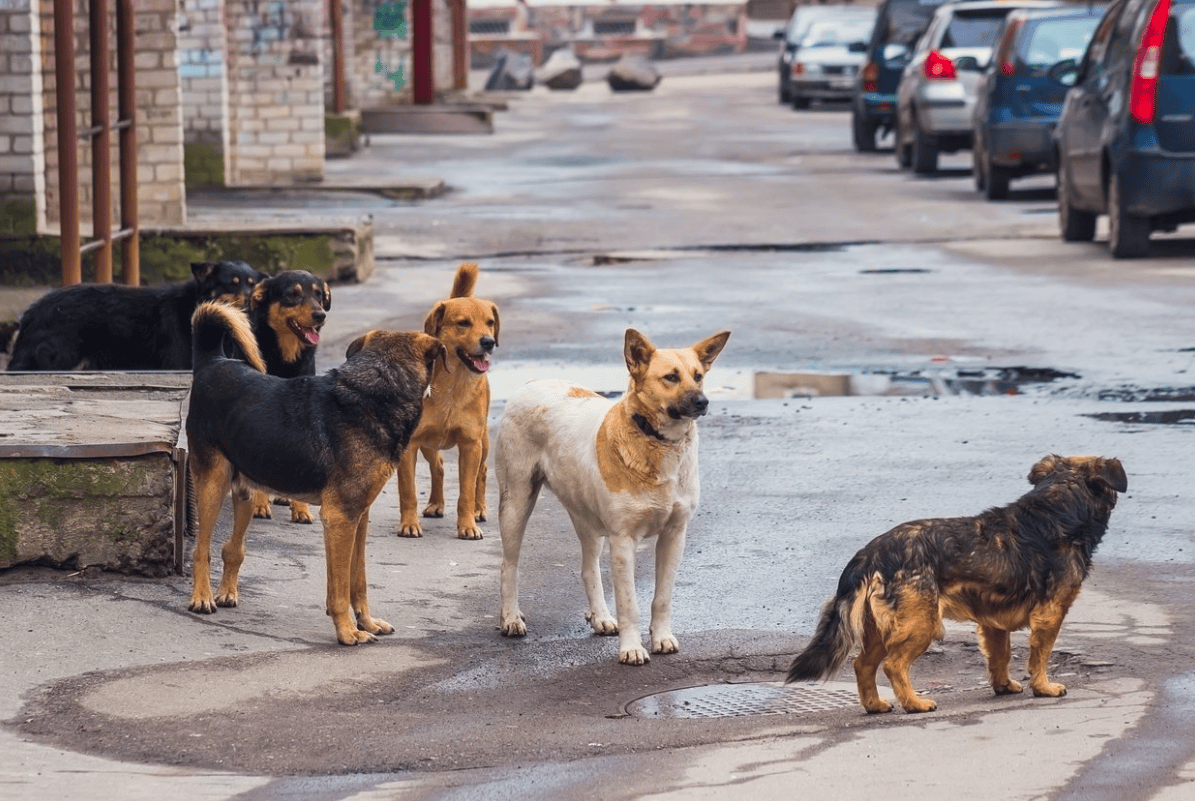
[632,413,669,442]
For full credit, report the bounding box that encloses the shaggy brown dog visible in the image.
[185,301,444,645]
[396,263,499,540]
[787,455,1127,713]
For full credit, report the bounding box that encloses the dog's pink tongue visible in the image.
[472,357,490,373]
[304,328,320,346]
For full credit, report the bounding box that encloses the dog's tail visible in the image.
[191,301,266,373]
[450,262,480,298]
[786,556,872,684]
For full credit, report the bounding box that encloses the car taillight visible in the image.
[996,19,1023,77]
[923,50,956,80]
[792,62,805,77]
[862,61,878,92]
[1130,0,1171,123]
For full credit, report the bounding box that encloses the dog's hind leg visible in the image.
[188,456,233,614]
[854,616,894,713]
[349,508,394,637]
[648,525,686,655]
[879,590,940,712]
[421,447,446,519]
[977,624,1023,695]
[214,488,256,608]
[497,465,541,638]
[473,430,489,524]
[1027,588,1080,697]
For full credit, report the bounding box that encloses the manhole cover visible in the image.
[626,682,859,720]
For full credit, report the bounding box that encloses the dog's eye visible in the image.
[663,372,681,384]
[457,320,472,328]
[694,371,703,383]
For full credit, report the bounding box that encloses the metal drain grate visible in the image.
[626,682,860,720]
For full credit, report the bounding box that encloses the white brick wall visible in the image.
[178,0,226,147]
[0,0,46,222]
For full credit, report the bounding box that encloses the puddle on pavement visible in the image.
[1086,409,1195,425]
[626,681,860,720]
[489,364,1077,402]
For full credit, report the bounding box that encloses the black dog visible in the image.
[6,260,265,371]
[244,270,332,523]
[185,301,445,645]
[787,455,1126,714]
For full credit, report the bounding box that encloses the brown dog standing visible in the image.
[396,263,499,540]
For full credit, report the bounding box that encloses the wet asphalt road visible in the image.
[5,62,1195,799]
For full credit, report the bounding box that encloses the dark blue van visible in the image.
[1055,0,1195,256]
[852,0,950,151]
[972,5,1105,199]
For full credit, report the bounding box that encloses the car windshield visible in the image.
[940,10,1009,49]
[801,18,875,47]
[1019,17,1100,68]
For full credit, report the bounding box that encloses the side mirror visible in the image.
[882,42,911,65]
[1048,57,1080,86]
[954,55,981,72]
[848,40,868,53]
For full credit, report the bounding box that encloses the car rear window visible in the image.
[941,10,1010,48]
[802,18,876,47]
[1161,3,1195,76]
[1020,17,1101,69]
[878,0,948,47]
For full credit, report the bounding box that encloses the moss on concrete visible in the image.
[184,143,225,188]
[0,198,38,236]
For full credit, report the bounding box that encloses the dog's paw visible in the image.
[901,696,939,713]
[214,591,238,608]
[398,521,424,538]
[337,629,379,646]
[474,508,487,523]
[619,646,650,666]
[1032,681,1067,698]
[500,614,527,637]
[252,504,273,520]
[422,503,445,519]
[290,502,314,524]
[586,612,619,636]
[863,698,895,714]
[457,522,484,540]
[358,616,395,636]
[651,634,679,655]
[993,679,1024,695]
[188,597,218,615]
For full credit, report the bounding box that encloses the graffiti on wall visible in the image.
[373,1,407,89]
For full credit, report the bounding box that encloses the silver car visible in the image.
[790,12,878,108]
[894,0,1061,173]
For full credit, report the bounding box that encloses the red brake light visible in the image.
[924,50,957,80]
[1130,0,1171,123]
[862,62,879,92]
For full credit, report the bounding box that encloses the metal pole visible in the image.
[117,0,139,285]
[91,0,113,282]
[330,0,347,113]
[451,0,467,91]
[413,0,434,104]
[53,0,81,286]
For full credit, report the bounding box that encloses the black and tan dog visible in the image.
[244,270,332,524]
[787,454,1127,713]
[7,260,264,371]
[186,301,444,645]
[397,263,499,540]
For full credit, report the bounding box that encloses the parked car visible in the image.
[790,12,878,108]
[972,6,1105,199]
[851,0,950,151]
[779,3,879,105]
[1055,0,1195,257]
[895,0,1062,173]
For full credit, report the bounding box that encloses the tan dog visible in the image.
[397,263,499,540]
[496,328,730,664]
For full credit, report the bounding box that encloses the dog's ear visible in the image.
[346,331,375,359]
[191,262,216,281]
[624,328,656,379]
[423,302,446,337]
[1028,454,1064,485]
[422,336,448,372]
[490,302,500,347]
[1094,458,1128,493]
[320,280,332,311]
[693,330,730,372]
[249,282,266,311]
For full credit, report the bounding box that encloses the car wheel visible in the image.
[792,94,811,110]
[895,116,912,168]
[853,113,878,153]
[985,160,1010,201]
[911,115,938,174]
[1057,161,1096,242]
[779,71,790,104]
[972,144,986,191]
[1108,173,1151,258]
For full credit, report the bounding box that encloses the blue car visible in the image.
[1055,0,1195,257]
[972,6,1105,199]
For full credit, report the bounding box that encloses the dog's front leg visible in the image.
[455,440,485,540]
[396,447,425,537]
[1027,591,1079,697]
[578,524,617,636]
[648,526,686,655]
[977,624,1023,695]
[609,535,648,665]
[421,448,446,518]
[321,504,377,645]
[350,508,393,637]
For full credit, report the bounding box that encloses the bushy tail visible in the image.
[450,262,479,298]
[786,580,866,684]
[191,301,265,373]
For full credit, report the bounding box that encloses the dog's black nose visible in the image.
[313,309,326,324]
[480,336,496,352]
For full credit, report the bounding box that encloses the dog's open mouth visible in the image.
[457,348,491,374]
[289,319,322,347]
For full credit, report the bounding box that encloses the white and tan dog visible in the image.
[496,327,730,665]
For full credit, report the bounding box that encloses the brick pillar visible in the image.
[179,0,228,187]
[0,0,46,235]
[225,0,325,186]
